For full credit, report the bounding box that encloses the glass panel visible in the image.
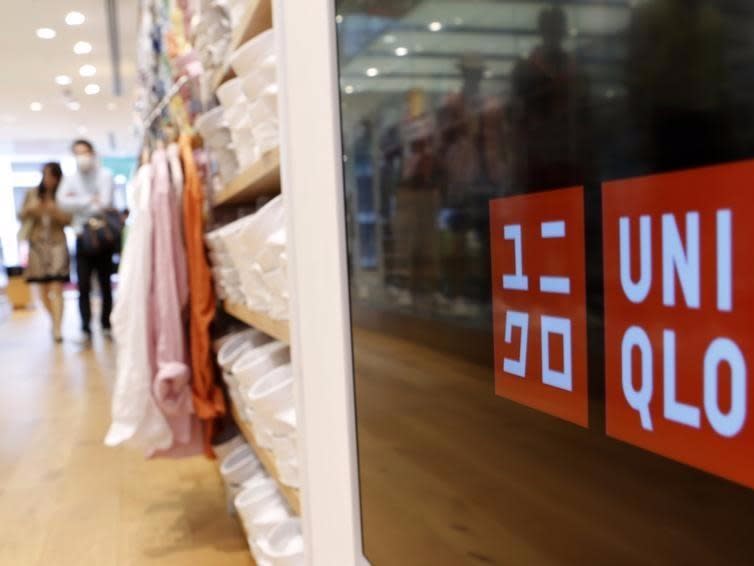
[334,1,754,564]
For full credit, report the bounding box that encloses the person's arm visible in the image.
[57,176,95,215]
[18,191,41,221]
[47,200,73,226]
[99,170,114,209]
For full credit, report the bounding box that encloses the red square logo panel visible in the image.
[603,160,754,489]
[489,187,588,427]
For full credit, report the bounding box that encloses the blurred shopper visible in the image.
[58,139,115,340]
[18,162,72,342]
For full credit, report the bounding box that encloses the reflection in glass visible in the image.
[335,1,754,564]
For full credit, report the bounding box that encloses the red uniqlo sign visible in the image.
[489,187,588,427]
[603,161,754,489]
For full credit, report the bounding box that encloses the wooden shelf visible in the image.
[214,148,280,206]
[231,404,301,515]
[224,300,290,343]
[211,0,273,92]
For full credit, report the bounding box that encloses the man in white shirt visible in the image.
[57,139,115,339]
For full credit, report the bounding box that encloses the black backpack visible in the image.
[79,209,123,256]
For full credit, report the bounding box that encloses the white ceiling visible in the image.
[0,0,140,157]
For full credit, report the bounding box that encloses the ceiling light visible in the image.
[106,102,117,111]
[84,83,100,95]
[428,21,443,32]
[30,102,43,112]
[344,85,354,94]
[73,41,92,54]
[366,67,379,77]
[395,46,408,57]
[336,14,343,24]
[79,64,96,77]
[65,11,86,26]
[114,174,127,184]
[55,75,72,86]
[36,28,56,39]
[67,101,81,111]
[383,35,396,44]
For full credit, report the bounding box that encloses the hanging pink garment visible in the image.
[149,147,202,457]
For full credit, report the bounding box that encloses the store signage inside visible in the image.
[492,160,754,489]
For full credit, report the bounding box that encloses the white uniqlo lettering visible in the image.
[541,316,573,391]
[619,215,652,303]
[620,329,748,436]
[503,310,529,377]
[704,338,747,438]
[500,221,575,392]
[716,210,733,312]
[621,326,654,431]
[617,209,745,438]
[663,330,701,428]
[502,225,528,291]
[539,220,571,294]
[662,212,700,308]
[620,210,732,311]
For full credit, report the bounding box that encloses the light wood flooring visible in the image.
[0,294,253,566]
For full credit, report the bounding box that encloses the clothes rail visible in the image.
[143,75,190,127]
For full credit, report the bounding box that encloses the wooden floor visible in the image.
[0,294,253,566]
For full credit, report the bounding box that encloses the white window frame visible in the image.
[275,1,368,564]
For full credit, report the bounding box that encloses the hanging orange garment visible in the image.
[180,133,226,457]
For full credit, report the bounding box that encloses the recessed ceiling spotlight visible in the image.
[73,41,92,54]
[84,83,100,95]
[65,11,86,26]
[55,75,72,86]
[344,85,354,94]
[67,101,81,111]
[366,67,379,77]
[36,28,56,39]
[428,21,443,32]
[79,64,96,77]
[30,102,43,112]
[395,46,408,57]
[336,14,343,24]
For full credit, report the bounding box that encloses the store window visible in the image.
[335,1,754,564]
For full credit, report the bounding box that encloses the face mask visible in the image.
[76,154,95,172]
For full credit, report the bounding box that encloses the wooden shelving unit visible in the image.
[224,300,290,344]
[209,0,300,537]
[211,460,259,565]
[211,0,273,92]
[231,404,302,515]
[214,148,280,206]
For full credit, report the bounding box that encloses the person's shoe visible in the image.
[76,329,92,346]
[102,328,113,341]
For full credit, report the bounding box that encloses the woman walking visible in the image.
[18,162,72,342]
